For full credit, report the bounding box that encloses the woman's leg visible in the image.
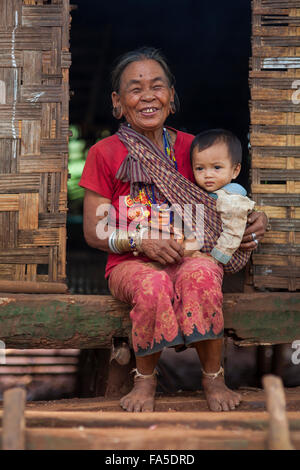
[108,260,183,412]
[194,338,241,411]
[119,352,161,412]
[171,256,241,411]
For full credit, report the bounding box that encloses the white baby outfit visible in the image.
[209,183,256,264]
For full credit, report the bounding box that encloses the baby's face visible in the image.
[192,142,241,192]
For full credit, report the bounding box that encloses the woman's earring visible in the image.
[170,101,176,115]
[112,106,122,119]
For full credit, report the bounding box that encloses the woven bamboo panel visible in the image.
[0,0,71,293]
[250,0,300,291]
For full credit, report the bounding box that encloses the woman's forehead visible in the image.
[120,59,168,88]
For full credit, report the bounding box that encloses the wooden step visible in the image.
[0,410,300,450]
[0,426,272,450]
[1,387,299,450]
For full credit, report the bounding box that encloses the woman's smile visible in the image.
[139,106,160,118]
[139,107,159,115]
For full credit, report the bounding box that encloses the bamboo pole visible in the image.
[263,374,295,450]
[2,387,26,450]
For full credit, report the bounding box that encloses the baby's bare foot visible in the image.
[120,373,157,413]
[202,375,242,412]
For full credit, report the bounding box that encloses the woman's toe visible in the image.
[234,394,242,406]
[134,401,142,413]
[120,397,130,411]
[120,398,125,409]
[221,401,229,412]
[127,400,136,412]
[229,399,236,410]
[142,399,154,412]
[208,398,222,412]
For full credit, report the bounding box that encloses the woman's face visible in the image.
[112,59,175,135]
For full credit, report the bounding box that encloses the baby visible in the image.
[188,128,255,265]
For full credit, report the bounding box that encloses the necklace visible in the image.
[125,126,177,224]
[143,127,177,208]
[142,128,177,224]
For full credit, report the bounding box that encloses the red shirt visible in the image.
[79,129,195,278]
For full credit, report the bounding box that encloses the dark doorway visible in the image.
[67,0,252,294]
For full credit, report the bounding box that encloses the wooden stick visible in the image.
[263,374,295,450]
[0,280,68,294]
[2,387,26,450]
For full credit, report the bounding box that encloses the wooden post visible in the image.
[0,0,71,294]
[263,375,295,450]
[2,387,26,450]
[76,346,135,398]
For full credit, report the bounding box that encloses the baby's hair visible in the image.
[190,129,242,167]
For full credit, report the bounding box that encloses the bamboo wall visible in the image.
[250,0,300,291]
[0,0,71,293]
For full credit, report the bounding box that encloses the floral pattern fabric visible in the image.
[108,256,224,356]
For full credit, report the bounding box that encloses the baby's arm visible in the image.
[210,187,255,264]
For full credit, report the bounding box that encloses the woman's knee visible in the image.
[134,269,174,303]
[175,257,223,294]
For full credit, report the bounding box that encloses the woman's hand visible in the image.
[240,211,268,251]
[140,235,184,265]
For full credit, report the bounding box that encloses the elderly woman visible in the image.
[79,48,267,413]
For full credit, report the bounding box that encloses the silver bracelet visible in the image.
[108,230,121,254]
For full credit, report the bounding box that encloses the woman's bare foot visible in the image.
[120,373,157,412]
[202,375,242,412]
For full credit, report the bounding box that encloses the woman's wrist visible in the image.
[109,230,129,254]
[128,226,148,256]
[257,211,271,232]
[109,226,148,255]
[251,209,271,232]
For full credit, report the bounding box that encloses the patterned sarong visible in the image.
[109,257,224,356]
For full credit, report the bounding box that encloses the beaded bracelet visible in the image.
[128,226,148,256]
[128,234,137,253]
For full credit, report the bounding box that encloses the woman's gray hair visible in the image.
[111,47,180,112]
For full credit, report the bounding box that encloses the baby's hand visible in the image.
[190,251,221,265]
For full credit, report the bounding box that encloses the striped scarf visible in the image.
[116,123,251,273]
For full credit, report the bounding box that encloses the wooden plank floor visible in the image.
[0,388,300,450]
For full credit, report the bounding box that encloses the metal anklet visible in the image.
[201,366,224,380]
[131,368,157,379]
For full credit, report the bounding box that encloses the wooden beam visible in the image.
[0,293,299,349]
[0,427,268,451]
[223,292,300,346]
[0,409,299,431]
[0,294,131,349]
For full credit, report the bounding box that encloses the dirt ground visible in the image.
[1,339,300,402]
